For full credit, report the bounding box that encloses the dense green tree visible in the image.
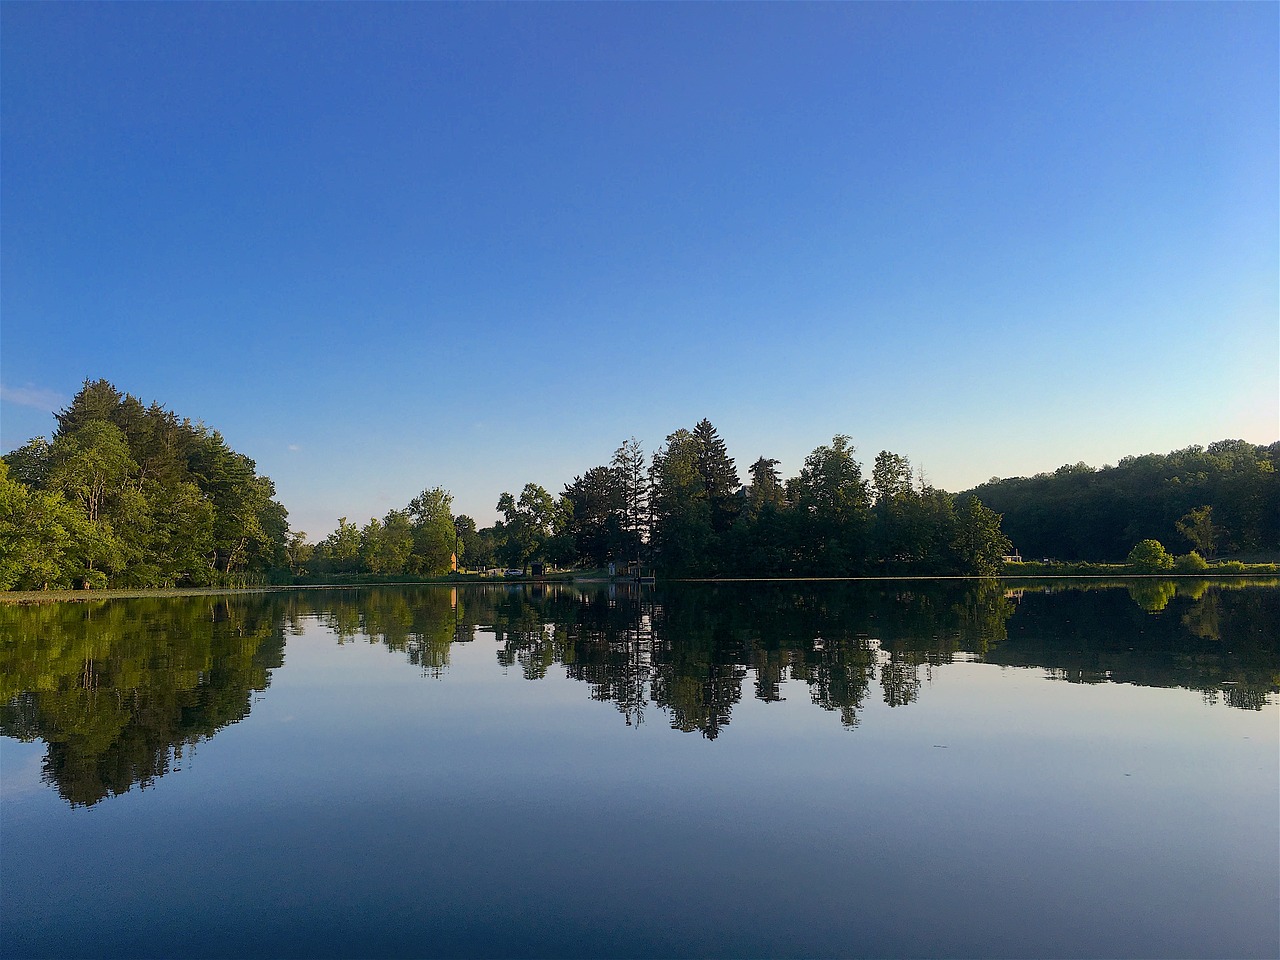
[870,450,914,567]
[0,461,85,589]
[724,456,790,575]
[53,378,125,437]
[787,435,871,573]
[950,497,1011,576]
[137,479,215,586]
[365,509,415,575]
[453,515,477,570]
[563,465,629,566]
[188,431,286,574]
[544,493,578,568]
[650,429,716,575]
[1173,551,1208,573]
[360,518,387,573]
[315,517,361,575]
[872,451,913,505]
[496,483,561,569]
[47,421,136,525]
[407,487,457,574]
[1127,538,1175,572]
[3,436,52,487]
[6,380,291,586]
[457,516,498,570]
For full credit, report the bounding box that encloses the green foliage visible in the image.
[785,435,871,573]
[455,515,497,570]
[563,464,629,566]
[304,488,461,580]
[48,420,136,524]
[495,483,563,570]
[44,384,1262,585]
[313,518,361,576]
[952,497,1012,577]
[691,419,739,534]
[1173,551,1209,573]
[1127,539,1175,572]
[0,460,85,589]
[1176,506,1221,558]
[2,379,290,590]
[3,436,52,487]
[650,428,718,575]
[363,510,415,575]
[967,440,1279,562]
[284,531,313,576]
[561,438,650,567]
[407,487,457,575]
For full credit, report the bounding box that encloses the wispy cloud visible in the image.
[287,443,302,452]
[0,383,66,411]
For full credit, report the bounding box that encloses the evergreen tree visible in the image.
[611,437,650,553]
[691,419,740,534]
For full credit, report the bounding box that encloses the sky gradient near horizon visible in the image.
[3,3,1276,537]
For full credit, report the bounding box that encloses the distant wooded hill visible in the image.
[962,440,1279,562]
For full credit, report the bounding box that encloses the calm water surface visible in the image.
[2,580,1277,959]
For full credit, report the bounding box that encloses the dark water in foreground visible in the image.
[2,580,1277,959]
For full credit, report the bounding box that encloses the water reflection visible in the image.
[2,579,1276,805]
[0,597,284,807]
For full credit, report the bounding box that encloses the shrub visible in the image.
[1173,551,1208,573]
[1127,539,1174,573]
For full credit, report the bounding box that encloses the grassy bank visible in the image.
[7,566,1280,604]
[1003,559,1280,577]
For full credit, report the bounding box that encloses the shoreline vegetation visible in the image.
[3,379,1277,593]
[3,571,1278,606]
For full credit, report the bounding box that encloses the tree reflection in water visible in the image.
[2,579,1276,804]
[0,596,285,807]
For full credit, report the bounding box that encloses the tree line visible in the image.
[6,380,1272,589]
[963,440,1279,563]
[456,422,1012,577]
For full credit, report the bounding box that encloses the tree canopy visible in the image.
[2,380,289,588]
[965,441,1279,562]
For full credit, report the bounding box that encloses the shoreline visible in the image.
[3,572,1276,605]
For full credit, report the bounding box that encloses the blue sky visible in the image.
[3,3,1276,537]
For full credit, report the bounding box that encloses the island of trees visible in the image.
[2,380,1276,590]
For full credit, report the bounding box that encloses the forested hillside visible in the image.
[1,380,289,589]
[964,441,1279,562]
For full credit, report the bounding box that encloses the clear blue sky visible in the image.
[3,3,1276,537]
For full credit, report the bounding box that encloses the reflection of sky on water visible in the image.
[2,584,1277,959]
[0,741,45,801]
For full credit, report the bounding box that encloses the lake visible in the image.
[2,579,1277,959]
